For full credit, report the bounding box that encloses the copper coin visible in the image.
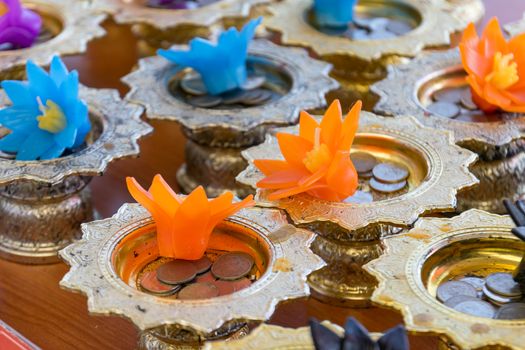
[139,270,180,295]
[211,252,254,281]
[157,260,197,285]
[192,256,212,274]
[369,178,406,193]
[213,278,252,296]
[460,89,477,110]
[444,295,481,308]
[351,152,378,174]
[196,271,216,283]
[453,299,496,318]
[187,95,222,108]
[385,19,412,36]
[343,190,373,204]
[427,101,460,118]
[372,163,409,184]
[177,282,219,300]
[486,273,522,297]
[436,281,477,302]
[358,170,373,179]
[495,303,525,320]
[433,88,463,104]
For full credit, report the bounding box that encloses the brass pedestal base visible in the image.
[0,177,94,264]
[177,140,253,197]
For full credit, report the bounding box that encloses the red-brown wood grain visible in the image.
[0,1,524,348]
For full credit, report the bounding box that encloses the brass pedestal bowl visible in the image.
[123,39,338,197]
[365,209,525,350]
[265,0,483,111]
[237,111,478,307]
[0,87,152,264]
[0,0,106,79]
[372,49,525,213]
[60,204,324,349]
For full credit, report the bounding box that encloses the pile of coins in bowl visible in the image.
[147,0,216,10]
[344,152,410,204]
[171,65,287,109]
[313,16,414,41]
[138,251,258,299]
[425,86,516,123]
[436,272,525,319]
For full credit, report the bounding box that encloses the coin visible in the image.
[369,17,389,31]
[486,273,522,297]
[180,74,207,96]
[213,278,252,296]
[372,163,409,184]
[358,170,373,179]
[351,152,378,174]
[241,76,266,90]
[460,89,477,110]
[482,285,520,305]
[187,95,223,108]
[177,282,219,300]
[369,178,406,193]
[453,299,496,318]
[196,271,216,283]
[436,281,477,302]
[192,256,212,274]
[433,88,463,104]
[368,29,397,40]
[385,19,412,36]
[139,270,179,295]
[444,295,481,308]
[353,17,372,29]
[495,303,525,320]
[157,260,197,285]
[241,90,273,106]
[351,29,369,40]
[221,90,247,105]
[427,101,461,118]
[459,277,485,291]
[211,252,254,281]
[343,190,374,204]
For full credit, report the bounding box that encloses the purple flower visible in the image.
[0,0,42,49]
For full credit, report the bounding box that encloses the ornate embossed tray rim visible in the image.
[364,209,525,350]
[0,86,152,185]
[237,111,478,232]
[0,0,106,74]
[93,0,269,29]
[59,204,324,333]
[265,0,477,60]
[123,39,338,135]
[372,49,525,148]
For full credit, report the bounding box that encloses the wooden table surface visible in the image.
[1,1,524,349]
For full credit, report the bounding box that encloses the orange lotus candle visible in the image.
[460,17,525,113]
[126,175,255,260]
[254,99,360,202]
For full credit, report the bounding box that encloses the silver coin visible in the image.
[427,101,461,118]
[241,76,266,90]
[372,163,409,184]
[187,95,223,108]
[343,190,374,204]
[436,281,477,303]
[241,90,273,106]
[495,303,525,320]
[433,88,463,104]
[351,152,378,174]
[453,299,496,318]
[180,74,207,96]
[444,295,481,308]
[351,29,369,40]
[358,170,373,179]
[486,272,522,297]
[221,90,248,105]
[459,277,485,291]
[385,19,412,36]
[482,284,521,305]
[460,89,478,110]
[369,17,389,31]
[368,29,397,40]
[369,178,407,193]
[353,17,372,29]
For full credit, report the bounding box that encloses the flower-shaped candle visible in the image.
[313,0,357,28]
[60,178,324,348]
[158,17,260,95]
[364,209,525,350]
[238,101,477,305]
[0,59,152,264]
[0,0,42,49]
[0,56,90,160]
[0,0,105,79]
[372,18,525,213]
[123,22,338,197]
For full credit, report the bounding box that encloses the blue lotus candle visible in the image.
[313,0,357,28]
[158,17,262,95]
[0,0,42,49]
[0,56,91,160]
